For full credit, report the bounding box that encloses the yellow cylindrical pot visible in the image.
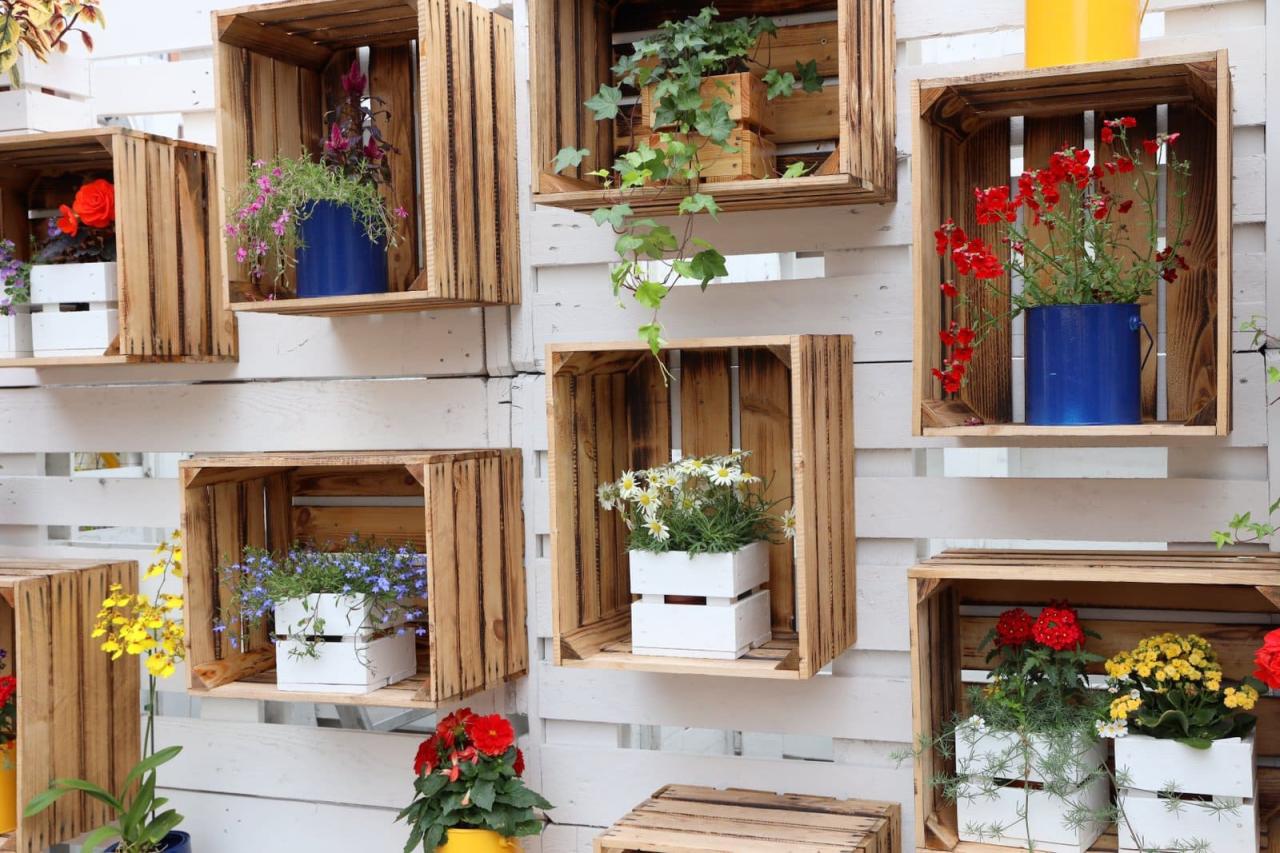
[437,828,520,853]
[0,742,17,835]
[1026,0,1143,68]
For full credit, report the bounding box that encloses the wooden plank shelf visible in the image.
[180,450,527,708]
[530,0,896,214]
[909,549,1280,852]
[595,784,900,853]
[214,0,520,316]
[0,558,140,853]
[547,336,855,680]
[911,52,1233,438]
[0,128,235,367]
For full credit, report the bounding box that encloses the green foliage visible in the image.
[551,5,824,362]
[597,451,793,554]
[26,745,184,853]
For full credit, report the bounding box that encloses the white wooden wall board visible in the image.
[1163,0,1265,33]
[0,476,176,527]
[1265,0,1280,562]
[0,90,93,134]
[92,59,214,118]
[89,2,245,59]
[0,311,487,388]
[537,666,912,743]
[894,0,1245,41]
[537,744,915,829]
[0,377,491,452]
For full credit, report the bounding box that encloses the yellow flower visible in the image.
[143,562,165,579]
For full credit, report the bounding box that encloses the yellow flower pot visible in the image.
[1025,0,1145,69]
[0,742,16,835]
[437,829,520,853]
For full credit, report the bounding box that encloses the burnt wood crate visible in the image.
[909,550,1280,852]
[547,335,855,679]
[213,0,520,316]
[530,0,896,215]
[594,784,901,852]
[912,51,1232,437]
[0,129,235,367]
[180,450,527,708]
[0,558,140,853]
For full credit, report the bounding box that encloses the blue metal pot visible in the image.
[295,201,388,298]
[109,831,192,852]
[1024,303,1152,426]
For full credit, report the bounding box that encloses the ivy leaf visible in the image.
[592,204,633,229]
[677,193,720,218]
[615,234,645,256]
[762,68,796,100]
[638,322,665,356]
[782,161,810,179]
[694,99,735,146]
[552,147,589,174]
[585,84,623,120]
[796,59,824,93]
[633,280,667,310]
[687,248,728,288]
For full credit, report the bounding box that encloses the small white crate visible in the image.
[628,542,771,659]
[955,728,1108,853]
[273,593,416,694]
[0,306,32,359]
[29,262,118,357]
[274,594,405,637]
[1116,733,1258,853]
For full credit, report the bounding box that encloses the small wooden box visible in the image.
[180,450,527,708]
[911,51,1233,437]
[213,0,520,316]
[594,784,900,853]
[908,550,1280,852]
[532,0,896,214]
[0,128,235,367]
[547,335,855,679]
[0,558,140,853]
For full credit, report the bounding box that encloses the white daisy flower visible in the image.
[658,470,683,490]
[681,457,711,476]
[964,714,987,734]
[710,465,741,486]
[781,507,798,539]
[1111,719,1128,738]
[597,484,616,511]
[738,470,761,484]
[679,494,703,512]
[617,471,641,499]
[633,487,662,517]
[644,519,671,541]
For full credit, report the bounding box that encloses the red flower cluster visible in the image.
[994,608,1035,648]
[931,219,984,394]
[413,708,521,783]
[0,675,15,709]
[1254,628,1280,690]
[1032,603,1086,651]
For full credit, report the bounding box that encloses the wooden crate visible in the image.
[0,128,235,367]
[180,450,527,708]
[594,784,900,853]
[547,336,854,679]
[908,549,1280,852]
[213,0,520,317]
[0,558,140,853]
[911,51,1233,438]
[531,0,896,215]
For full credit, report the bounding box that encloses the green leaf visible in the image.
[552,147,590,174]
[142,808,184,845]
[782,161,810,179]
[633,280,667,310]
[585,84,623,120]
[677,193,720,218]
[123,745,182,793]
[27,778,124,817]
[615,234,645,256]
[82,824,122,852]
[694,99,735,145]
[687,248,728,285]
[796,59,824,93]
[470,778,496,811]
[762,68,796,100]
[638,322,664,356]
[592,204,633,229]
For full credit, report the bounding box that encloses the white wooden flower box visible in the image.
[0,306,32,359]
[628,541,772,659]
[29,261,118,357]
[273,593,415,695]
[1115,733,1258,853]
[955,728,1108,853]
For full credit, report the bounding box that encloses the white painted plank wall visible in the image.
[0,1,1270,852]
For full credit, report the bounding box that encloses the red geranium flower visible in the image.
[1254,628,1280,689]
[1032,603,1085,651]
[995,608,1034,647]
[413,734,439,776]
[465,713,516,757]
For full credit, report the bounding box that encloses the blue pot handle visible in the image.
[1129,313,1155,371]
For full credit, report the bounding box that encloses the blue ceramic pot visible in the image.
[108,831,192,853]
[295,201,388,298]
[1025,303,1148,426]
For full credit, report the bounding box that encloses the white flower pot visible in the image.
[955,728,1108,853]
[272,593,415,694]
[628,542,771,659]
[0,306,32,359]
[29,262,118,357]
[1115,733,1258,852]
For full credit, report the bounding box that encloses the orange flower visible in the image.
[72,179,115,229]
[56,205,78,237]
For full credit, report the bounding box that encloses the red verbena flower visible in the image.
[1165,132,1180,148]
[1142,138,1160,156]
[1100,125,1114,144]
[974,185,1019,225]
[1117,199,1134,215]
[1115,156,1134,174]
[465,713,516,757]
[1120,116,1137,128]
[940,281,958,299]
[1032,604,1085,651]
[995,608,1035,647]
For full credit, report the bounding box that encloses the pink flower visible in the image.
[225,223,239,237]
[252,159,266,168]
[257,175,273,193]
[394,206,408,219]
[326,123,350,154]
[363,138,383,162]
[271,167,283,179]
[340,60,367,97]
[235,247,248,263]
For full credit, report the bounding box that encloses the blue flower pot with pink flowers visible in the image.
[295,201,388,298]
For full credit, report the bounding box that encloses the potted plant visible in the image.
[0,672,15,834]
[228,60,407,300]
[0,239,31,358]
[216,539,427,695]
[399,708,551,852]
[1101,631,1263,851]
[27,178,118,357]
[932,115,1189,425]
[552,6,821,358]
[0,0,104,84]
[596,451,794,659]
[27,532,192,852]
